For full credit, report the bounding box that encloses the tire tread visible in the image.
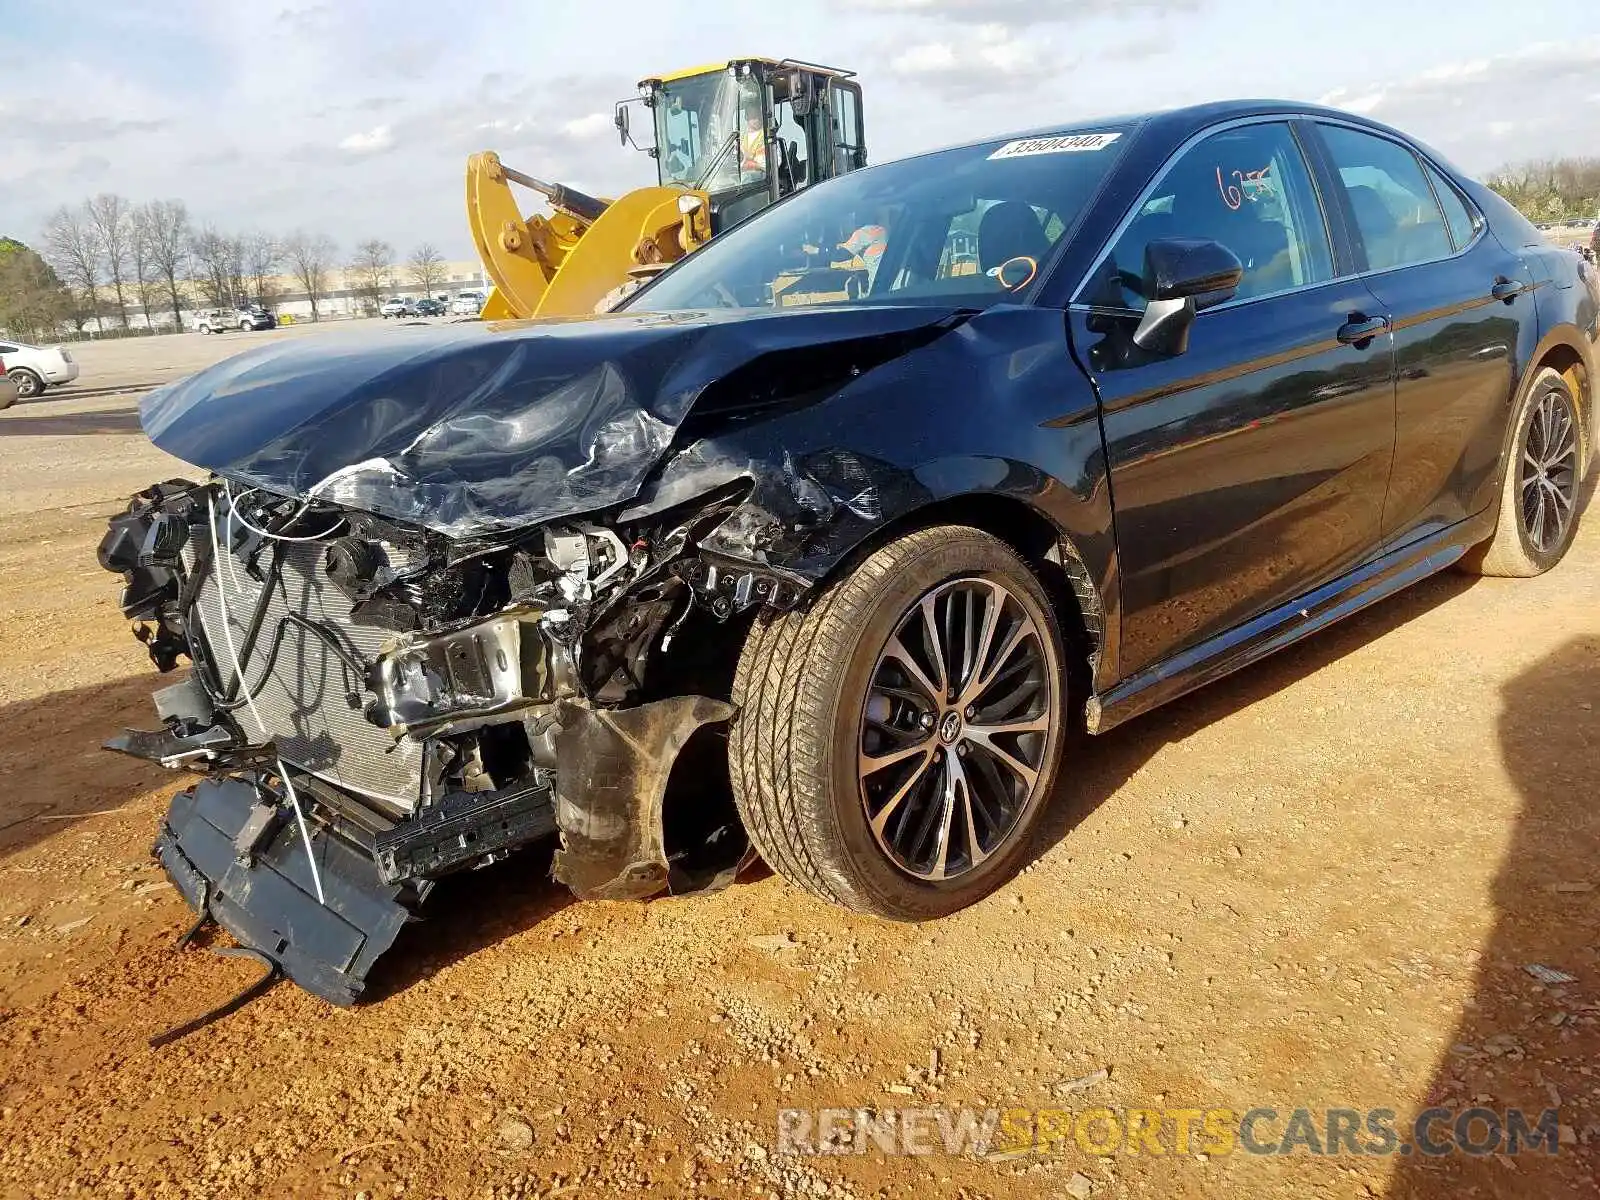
[729,526,1059,918]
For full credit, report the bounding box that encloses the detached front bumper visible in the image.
[154,777,417,1005]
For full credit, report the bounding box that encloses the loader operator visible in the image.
[740,103,768,180]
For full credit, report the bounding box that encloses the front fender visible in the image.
[623,305,1123,688]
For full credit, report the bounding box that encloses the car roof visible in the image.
[906,98,1439,169]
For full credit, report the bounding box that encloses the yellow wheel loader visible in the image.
[466,58,867,320]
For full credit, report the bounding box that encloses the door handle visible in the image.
[1491,277,1526,302]
[1336,314,1389,345]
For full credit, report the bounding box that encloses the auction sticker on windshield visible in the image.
[988,132,1122,159]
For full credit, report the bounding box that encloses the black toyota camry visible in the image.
[101,100,1597,1004]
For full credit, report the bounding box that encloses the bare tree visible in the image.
[41,205,102,330]
[407,241,446,298]
[85,193,133,328]
[243,234,282,309]
[129,207,162,329]
[189,226,236,309]
[222,234,247,309]
[286,231,337,321]
[140,199,191,330]
[348,238,394,314]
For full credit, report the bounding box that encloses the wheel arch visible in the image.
[801,490,1109,694]
[1498,326,1596,493]
[7,365,43,394]
[1532,336,1593,475]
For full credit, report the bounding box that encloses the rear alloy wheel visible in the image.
[9,368,42,399]
[730,526,1067,920]
[1462,367,1586,577]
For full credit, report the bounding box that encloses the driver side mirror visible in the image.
[1132,238,1243,355]
[614,105,630,147]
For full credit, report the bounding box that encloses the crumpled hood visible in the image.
[141,306,965,537]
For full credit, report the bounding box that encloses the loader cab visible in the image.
[621,58,866,235]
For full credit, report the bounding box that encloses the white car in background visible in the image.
[0,339,79,399]
[449,290,485,316]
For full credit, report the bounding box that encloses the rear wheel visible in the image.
[1462,367,1585,576]
[729,526,1067,920]
[9,368,42,399]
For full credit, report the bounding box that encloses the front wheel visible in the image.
[1461,367,1586,577]
[729,526,1067,920]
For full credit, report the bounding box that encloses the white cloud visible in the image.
[561,112,612,139]
[891,43,959,74]
[888,20,1051,94]
[1315,37,1600,171]
[849,0,1197,20]
[1318,88,1385,114]
[338,125,394,154]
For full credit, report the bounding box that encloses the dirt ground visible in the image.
[0,329,1596,1199]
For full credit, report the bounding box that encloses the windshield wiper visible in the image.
[693,134,739,191]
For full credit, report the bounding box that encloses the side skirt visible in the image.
[1086,511,1495,735]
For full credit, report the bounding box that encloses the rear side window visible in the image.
[1424,162,1482,251]
[1318,124,1453,271]
[1084,121,1334,308]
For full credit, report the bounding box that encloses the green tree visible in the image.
[1486,157,1600,223]
[0,238,74,342]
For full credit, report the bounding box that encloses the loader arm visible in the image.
[466,151,711,319]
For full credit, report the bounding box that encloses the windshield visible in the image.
[653,70,766,193]
[630,127,1132,313]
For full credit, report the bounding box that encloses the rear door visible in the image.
[1070,119,1398,677]
[1308,121,1535,545]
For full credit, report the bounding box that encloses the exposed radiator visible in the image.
[189,536,426,813]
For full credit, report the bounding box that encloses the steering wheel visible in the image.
[988,256,1038,292]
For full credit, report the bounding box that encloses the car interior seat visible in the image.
[1346,184,1402,271]
[978,202,1053,277]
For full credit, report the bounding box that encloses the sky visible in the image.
[2,0,1597,262]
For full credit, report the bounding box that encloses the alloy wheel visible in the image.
[858,576,1054,881]
[1519,387,1579,553]
[13,370,39,398]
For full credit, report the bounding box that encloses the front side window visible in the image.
[1084,121,1333,309]
[632,126,1131,313]
[1318,124,1453,271]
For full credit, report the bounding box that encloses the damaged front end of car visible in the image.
[99,310,971,1004]
[99,471,807,1003]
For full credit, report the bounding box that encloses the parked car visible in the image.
[0,363,17,411]
[380,297,415,319]
[100,99,1597,1005]
[236,306,276,331]
[450,290,484,316]
[192,310,227,334]
[414,297,446,316]
[0,339,79,398]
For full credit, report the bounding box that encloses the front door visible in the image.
[1070,119,1397,677]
